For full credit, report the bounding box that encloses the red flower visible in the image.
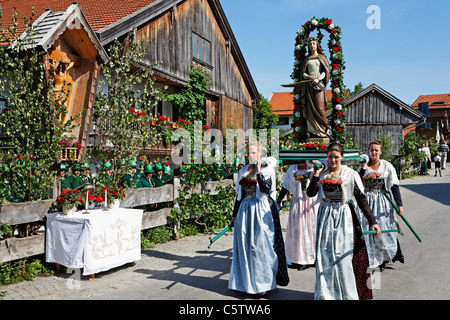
[332,63,338,69]
[203,125,210,130]
[336,97,342,102]
[121,193,125,198]
[333,46,339,52]
[325,19,332,25]
[89,195,94,201]
[336,126,343,133]
[336,110,343,116]
[320,144,326,150]
[331,29,337,35]
[305,21,310,25]
[294,104,299,111]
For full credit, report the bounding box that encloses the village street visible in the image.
[1,171,449,307]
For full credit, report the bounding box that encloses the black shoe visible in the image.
[378,262,386,272]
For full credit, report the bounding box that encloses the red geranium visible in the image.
[325,19,332,25]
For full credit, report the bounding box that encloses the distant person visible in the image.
[424,142,432,171]
[434,152,442,177]
[418,143,428,175]
[438,140,448,170]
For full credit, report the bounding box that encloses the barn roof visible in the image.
[1,0,259,104]
[345,83,424,120]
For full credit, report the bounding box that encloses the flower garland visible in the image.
[281,140,327,151]
[291,17,346,143]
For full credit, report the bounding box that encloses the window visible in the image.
[192,32,211,65]
[432,101,445,105]
[277,117,290,125]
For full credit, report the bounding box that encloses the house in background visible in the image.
[344,83,424,155]
[270,89,350,132]
[1,0,259,158]
[411,93,450,142]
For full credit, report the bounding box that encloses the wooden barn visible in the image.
[344,83,424,155]
[94,0,259,133]
[1,0,259,158]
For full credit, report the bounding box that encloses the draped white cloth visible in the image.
[314,165,363,300]
[282,165,319,265]
[357,160,402,268]
[46,208,143,275]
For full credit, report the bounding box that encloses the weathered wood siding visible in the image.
[136,0,253,130]
[346,91,420,155]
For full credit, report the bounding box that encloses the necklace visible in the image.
[329,165,342,177]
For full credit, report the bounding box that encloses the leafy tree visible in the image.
[92,30,163,190]
[253,93,278,131]
[351,82,364,95]
[165,65,211,125]
[399,132,426,177]
[0,9,78,201]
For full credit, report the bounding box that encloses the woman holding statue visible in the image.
[277,161,319,270]
[357,140,405,271]
[307,143,380,300]
[228,142,289,296]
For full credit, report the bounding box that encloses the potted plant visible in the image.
[56,189,85,215]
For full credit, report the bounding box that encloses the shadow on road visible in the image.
[401,181,450,206]
[137,248,313,300]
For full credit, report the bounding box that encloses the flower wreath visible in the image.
[291,17,346,144]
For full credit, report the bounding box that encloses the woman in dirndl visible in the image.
[307,143,380,300]
[277,161,319,270]
[357,140,405,271]
[228,142,289,295]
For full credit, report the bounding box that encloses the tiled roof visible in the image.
[412,93,450,109]
[0,0,156,33]
[269,90,343,116]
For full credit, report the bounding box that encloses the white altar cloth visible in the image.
[46,208,143,275]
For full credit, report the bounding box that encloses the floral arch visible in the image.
[290,17,346,144]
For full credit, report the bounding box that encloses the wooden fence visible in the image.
[0,176,237,264]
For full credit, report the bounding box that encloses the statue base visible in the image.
[279,148,360,164]
[306,137,330,145]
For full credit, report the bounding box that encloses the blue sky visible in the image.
[220,0,450,105]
